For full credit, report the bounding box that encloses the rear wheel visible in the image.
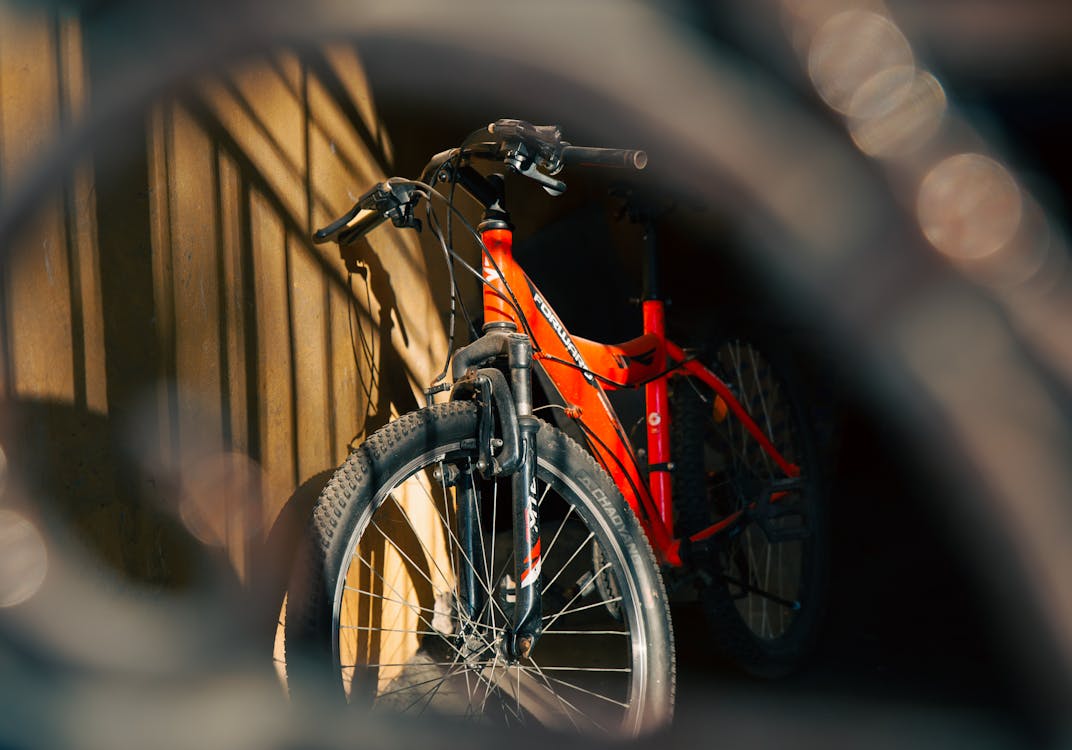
[286,402,674,736]
[671,338,827,677]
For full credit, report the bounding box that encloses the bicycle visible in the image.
[286,120,827,735]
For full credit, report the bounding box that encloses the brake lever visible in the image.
[505,153,567,196]
[373,180,423,232]
[519,162,567,196]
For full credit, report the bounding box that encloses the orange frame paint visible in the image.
[480,227,799,567]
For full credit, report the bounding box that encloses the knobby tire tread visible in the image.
[287,401,674,733]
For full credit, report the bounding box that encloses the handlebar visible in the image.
[313,119,646,244]
[561,146,647,170]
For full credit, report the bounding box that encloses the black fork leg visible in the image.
[509,415,542,659]
[455,462,481,629]
[507,334,542,660]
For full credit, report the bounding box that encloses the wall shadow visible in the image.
[0,14,442,606]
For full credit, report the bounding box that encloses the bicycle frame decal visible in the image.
[531,289,595,384]
[520,476,542,588]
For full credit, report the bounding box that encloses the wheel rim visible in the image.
[330,441,651,735]
[708,340,809,641]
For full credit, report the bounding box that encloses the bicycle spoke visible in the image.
[410,676,451,717]
[374,672,460,701]
[730,342,751,468]
[519,659,584,733]
[745,526,761,633]
[466,659,521,716]
[398,662,463,715]
[349,551,475,669]
[342,660,461,669]
[477,648,506,718]
[747,345,777,476]
[473,484,523,625]
[471,468,493,616]
[519,661,613,733]
[703,340,810,642]
[353,550,451,631]
[400,659,470,717]
[343,585,440,618]
[543,561,613,633]
[519,664,631,709]
[430,462,461,599]
[371,500,514,629]
[340,625,446,636]
[541,595,623,622]
[536,480,553,508]
[520,664,631,673]
[489,479,498,596]
[412,475,503,617]
[371,511,458,609]
[538,503,577,574]
[540,531,595,596]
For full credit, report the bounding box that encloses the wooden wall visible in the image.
[0,6,446,596]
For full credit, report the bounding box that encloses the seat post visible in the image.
[642,218,662,302]
[639,217,673,527]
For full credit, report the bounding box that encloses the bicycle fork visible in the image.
[448,328,542,661]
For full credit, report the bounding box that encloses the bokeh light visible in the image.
[848,68,946,157]
[178,452,265,548]
[917,153,1023,262]
[956,196,1065,297]
[0,509,48,608]
[790,0,1058,298]
[807,10,913,115]
[781,0,888,54]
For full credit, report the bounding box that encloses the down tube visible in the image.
[538,355,679,565]
[479,226,680,564]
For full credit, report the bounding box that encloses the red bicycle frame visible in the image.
[480,226,800,567]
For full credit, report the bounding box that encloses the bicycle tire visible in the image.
[671,337,828,678]
[286,401,674,735]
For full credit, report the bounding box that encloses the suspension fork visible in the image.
[507,334,542,660]
[447,184,542,659]
[454,462,480,628]
[448,329,542,661]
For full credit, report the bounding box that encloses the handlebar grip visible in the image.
[313,207,387,244]
[561,146,647,170]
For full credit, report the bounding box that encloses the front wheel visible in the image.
[671,337,828,678]
[286,402,674,736]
